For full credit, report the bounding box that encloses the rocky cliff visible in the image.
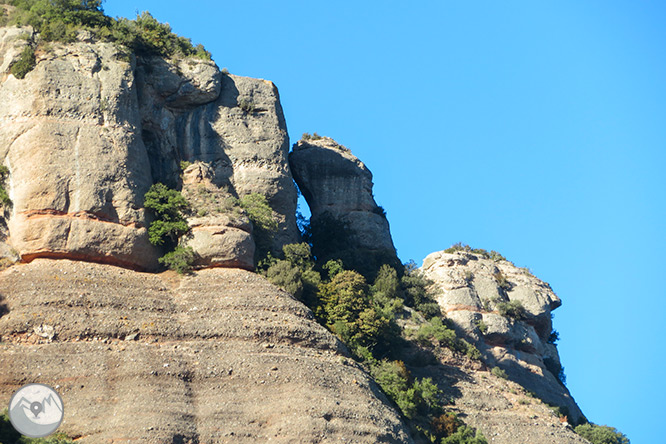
[0,15,601,444]
[421,249,584,423]
[0,26,298,271]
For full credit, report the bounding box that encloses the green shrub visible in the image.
[238,193,278,260]
[475,319,488,334]
[491,366,508,379]
[574,423,630,444]
[302,132,323,141]
[238,98,255,113]
[544,357,566,386]
[158,246,195,274]
[266,259,303,298]
[10,45,36,79]
[496,300,527,320]
[441,425,488,444]
[144,183,189,248]
[415,318,458,349]
[0,165,10,207]
[401,261,442,318]
[370,360,442,420]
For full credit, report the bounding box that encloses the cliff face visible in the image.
[0,22,593,444]
[0,28,298,271]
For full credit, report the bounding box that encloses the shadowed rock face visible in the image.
[422,250,583,423]
[289,137,396,254]
[0,259,413,443]
[0,29,298,270]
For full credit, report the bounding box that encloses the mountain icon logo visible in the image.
[8,383,64,438]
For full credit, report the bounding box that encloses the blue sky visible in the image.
[105,2,665,442]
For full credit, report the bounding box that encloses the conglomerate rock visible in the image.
[422,249,584,423]
[0,28,298,270]
[0,259,413,443]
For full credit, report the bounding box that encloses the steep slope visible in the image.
[0,259,412,443]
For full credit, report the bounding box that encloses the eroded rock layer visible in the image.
[0,259,412,443]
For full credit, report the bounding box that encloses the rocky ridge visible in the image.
[0,259,412,443]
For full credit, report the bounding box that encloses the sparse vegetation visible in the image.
[492,270,511,291]
[302,132,323,141]
[440,425,488,444]
[10,45,35,79]
[475,319,488,334]
[444,243,505,262]
[0,166,10,207]
[238,98,256,113]
[2,0,212,71]
[1,409,74,443]
[496,300,527,320]
[491,366,508,379]
[574,423,630,444]
[238,193,278,260]
[158,245,195,274]
[261,241,486,441]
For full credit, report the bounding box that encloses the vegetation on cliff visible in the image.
[262,241,487,443]
[1,0,211,78]
[574,423,630,444]
[0,166,9,207]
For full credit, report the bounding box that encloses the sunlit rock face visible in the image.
[289,136,396,254]
[0,29,298,269]
[422,249,584,423]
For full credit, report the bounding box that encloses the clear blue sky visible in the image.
[105,2,664,442]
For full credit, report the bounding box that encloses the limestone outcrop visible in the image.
[0,259,413,443]
[289,136,396,255]
[0,28,298,270]
[421,249,584,423]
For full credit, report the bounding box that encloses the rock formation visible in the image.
[421,249,584,423]
[290,136,396,256]
[0,28,298,271]
[0,259,412,443]
[0,14,602,444]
